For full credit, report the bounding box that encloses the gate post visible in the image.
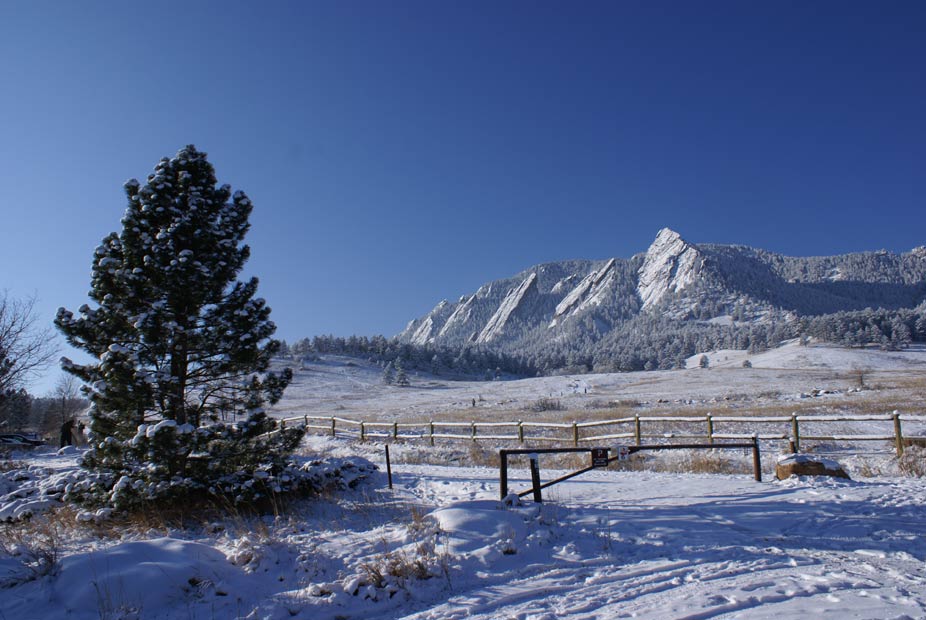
[499,450,509,500]
[529,454,543,503]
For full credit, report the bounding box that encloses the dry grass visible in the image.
[0,505,77,586]
[898,446,926,477]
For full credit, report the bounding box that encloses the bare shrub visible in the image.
[467,441,500,468]
[525,398,563,412]
[853,458,885,478]
[360,548,432,589]
[898,446,926,477]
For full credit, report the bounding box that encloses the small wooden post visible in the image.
[393,422,399,440]
[751,435,762,482]
[429,420,434,446]
[791,414,800,453]
[304,415,309,429]
[518,421,524,443]
[385,445,393,489]
[894,411,904,457]
[499,450,509,500]
[330,417,336,437]
[471,421,477,442]
[706,414,714,445]
[572,421,579,447]
[280,419,286,429]
[529,454,543,503]
[360,421,365,442]
[634,415,641,446]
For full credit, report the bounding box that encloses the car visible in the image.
[0,433,45,446]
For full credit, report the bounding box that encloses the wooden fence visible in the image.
[278,411,925,457]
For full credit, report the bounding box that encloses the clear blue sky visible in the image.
[1,1,923,394]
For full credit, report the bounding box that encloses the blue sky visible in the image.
[1,1,924,393]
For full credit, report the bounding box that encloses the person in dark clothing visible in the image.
[60,419,75,448]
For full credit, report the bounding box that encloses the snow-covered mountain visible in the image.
[399,228,926,354]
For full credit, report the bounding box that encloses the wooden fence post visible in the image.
[894,411,904,457]
[471,421,477,442]
[706,414,714,445]
[751,435,762,482]
[634,415,641,446]
[572,421,579,446]
[429,420,434,446]
[791,414,800,453]
[360,421,365,442]
[385,445,393,490]
[330,417,336,438]
[393,422,399,440]
[518,420,524,443]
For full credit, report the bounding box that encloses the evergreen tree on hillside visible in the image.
[55,145,302,509]
[395,361,410,387]
[382,361,395,385]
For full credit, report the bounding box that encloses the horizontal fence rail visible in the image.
[278,411,926,456]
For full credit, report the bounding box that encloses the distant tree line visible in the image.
[0,376,87,436]
[283,334,535,379]
[799,307,926,350]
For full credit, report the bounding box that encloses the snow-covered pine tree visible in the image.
[55,145,303,510]
[395,361,409,387]
[382,361,395,385]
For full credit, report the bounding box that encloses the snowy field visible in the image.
[271,341,926,423]
[3,342,926,619]
[3,437,926,619]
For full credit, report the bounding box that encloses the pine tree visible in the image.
[395,361,410,387]
[55,145,302,509]
[382,361,395,385]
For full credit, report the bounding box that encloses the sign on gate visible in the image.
[615,446,630,461]
[591,448,609,467]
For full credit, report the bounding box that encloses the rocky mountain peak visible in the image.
[637,228,703,309]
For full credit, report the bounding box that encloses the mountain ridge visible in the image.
[398,229,926,368]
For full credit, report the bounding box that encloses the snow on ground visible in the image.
[3,440,926,619]
[270,344,926,423]
[3,347,926,619]
[686,340,926,371]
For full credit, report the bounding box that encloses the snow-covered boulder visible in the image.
[775,454,850,480]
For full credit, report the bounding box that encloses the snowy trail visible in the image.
[383,466,926,620]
